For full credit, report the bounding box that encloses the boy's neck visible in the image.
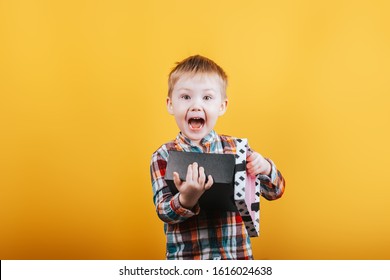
[192,140,203,149]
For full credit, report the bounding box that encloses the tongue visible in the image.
[189,119,203,129]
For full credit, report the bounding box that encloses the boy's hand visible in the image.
[173,162,213,209]
[246,152,271,177]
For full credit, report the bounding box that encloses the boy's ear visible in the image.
[166,97,174,115]
[219,99,228,116]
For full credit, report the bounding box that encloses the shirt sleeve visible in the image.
[247,145,286,201]
[258,158,286,200]
[150,147,200,224]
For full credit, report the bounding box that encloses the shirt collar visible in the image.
[176,130,218,147]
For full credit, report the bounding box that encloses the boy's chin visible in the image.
[183,131,208,143]
[186,132,210,143]
[186,134,203,142]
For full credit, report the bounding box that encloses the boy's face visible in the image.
[167,74,228,145]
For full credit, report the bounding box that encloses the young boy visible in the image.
[150,55,285,260]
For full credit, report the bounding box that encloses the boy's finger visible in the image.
[247,156,260,170]
[253,154,261,164]
[247,169,256,177]
[173,172,182,188]
[192,162,198,181]
[204,175,213,190]
[198,166,205,186]
[186,164,193,183]
[249,164,260,174]
[247,152,256,161]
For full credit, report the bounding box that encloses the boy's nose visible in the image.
[190,105,201,111]
[190,99,202,111]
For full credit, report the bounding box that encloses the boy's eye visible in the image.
[181,95,191,100]
[203,96,212,101]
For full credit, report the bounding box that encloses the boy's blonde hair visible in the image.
[168,55,228,98]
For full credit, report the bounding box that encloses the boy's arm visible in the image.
[258,158,285,200]
[246,146,286,200]
[150,147,200,224]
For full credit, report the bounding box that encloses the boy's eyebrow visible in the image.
[203,88,217,92]
[175,87,217,93]
[176,87,192,91]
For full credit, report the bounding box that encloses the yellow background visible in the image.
[1,0,389,259]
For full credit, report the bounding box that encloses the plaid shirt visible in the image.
[150,130,285,260]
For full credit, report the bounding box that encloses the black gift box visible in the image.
[165,151,237,211]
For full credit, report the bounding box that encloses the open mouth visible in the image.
[188,117,205,130]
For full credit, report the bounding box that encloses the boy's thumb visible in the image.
[173,172,182,188]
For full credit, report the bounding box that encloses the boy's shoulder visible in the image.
[151,140,176,159]
[220,133,250,149]
[218,133,238,142]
